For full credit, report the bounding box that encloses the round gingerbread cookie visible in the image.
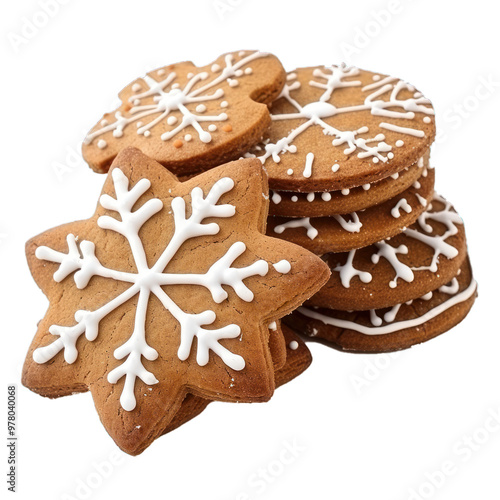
[83,50,286,175]
[309,193,467,310]
[269,154,429,218]
[267,167,435,254]
[249,64,435,191]
[288,257,477,353]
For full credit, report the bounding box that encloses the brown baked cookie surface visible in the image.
[269,154,429,218]
[249,64,435,191]
[161,325,312,436]
[22,149,329,455]
[83,51,286,175]
[309,193,466,310]
[267,167,435,254]
[287,257,477,353]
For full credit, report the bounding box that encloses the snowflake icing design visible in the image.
[333,194,463,289]
[255,64,434,168]
[33,168,280,411]
[84,51,266,147]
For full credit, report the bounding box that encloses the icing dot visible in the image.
[291,196,298,202]
[362,184,371,190]
[307,192,315,202]
[187,72,194,79]
[167,116,178,126]
[211,64,221,72]
[196,104,207,113]
[238,51,246,57]
[388,152,395,159]
[208,124,217,132]
[133,99,141,106]
[391,172,399,179]
[97,139,107,149]
[185,134,192,142]
[235,69,244,77]
[273,260,291,274]
[341,188,350,196]
[158,69,166,76]
[372,157,379,164]
[144,130,151,137]
[372,75,381,81]
[423,116,431,123]
[244,68,253,75]
[136,122,143,128]
[289,341,299,350]
[113,129,123,138]
[332,164,340,172]
[100,119,108,126]
[222,124,233,132]
[321,192,332,201]
[228,79,239,87]
[287,169,294,175]
[173,139,183,148]
[396,140,404,147]
[220,101,228,108]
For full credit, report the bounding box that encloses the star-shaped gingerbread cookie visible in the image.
[22,148,329,455]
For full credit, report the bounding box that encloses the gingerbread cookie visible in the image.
[22,149,329,455]
[309,193,466,310]
[268,167,435,254]
[162,325,311,436]
[249,64,435,191]
[83,51,286,175]
[288,257,477,353]
[269,154,429,218]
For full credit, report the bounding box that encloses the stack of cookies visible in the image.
[250,64,477,353]
[22,50,477,455]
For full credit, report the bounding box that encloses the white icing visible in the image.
[332,212,362,233]
[288,341,299,350]
[391,198,412,218]
[303,152,314,178]
[268,321,277,331]
[274,218,318,240]
[371,241,414,288]
[271,191,282,205]
[379,122,426,138]
[298,278,477,336]
[334,250,372,288]
[331,194,463,290]
[255,64,433,169]
[405,194,463,272]
[85,51,267,146]
[273,260,291,273]
[33,168,289,411]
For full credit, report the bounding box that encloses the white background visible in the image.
[1,1,500,499]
